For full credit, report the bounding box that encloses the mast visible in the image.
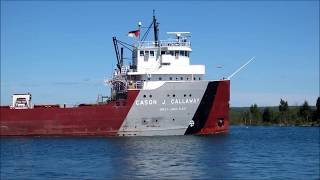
[153,10,159,47]
[112,37,121,72]
[120,47,124,67]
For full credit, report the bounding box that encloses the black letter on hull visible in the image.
[184,81,219,135]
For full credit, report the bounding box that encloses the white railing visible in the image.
[128,81,143,90]
[139,40,190,48]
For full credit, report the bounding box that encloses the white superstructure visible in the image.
[110,32,205,94]
[109,13,206,99]
[133,33,204,90]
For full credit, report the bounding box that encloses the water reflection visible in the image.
[108,135,232,179]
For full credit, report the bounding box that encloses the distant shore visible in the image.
[229,100,320,127]
[230,122,320,127]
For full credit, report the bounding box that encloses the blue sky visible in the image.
[1,1,319,107]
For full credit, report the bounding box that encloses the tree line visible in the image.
[229,97,320,126]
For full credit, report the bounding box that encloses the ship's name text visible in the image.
[135,98,200,106]
[168,98,200,105]
[135,100,157,106]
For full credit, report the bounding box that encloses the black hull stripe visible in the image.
[184,81,219,135]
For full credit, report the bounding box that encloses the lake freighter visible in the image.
[0,13,230,136]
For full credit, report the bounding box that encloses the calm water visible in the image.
[1,126,319,180]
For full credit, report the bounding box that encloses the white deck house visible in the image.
[125,32,205,90]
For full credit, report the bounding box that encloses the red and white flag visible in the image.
[128,30,140,38]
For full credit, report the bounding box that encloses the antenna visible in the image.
[227,57,255,80]
[153,9,159,47]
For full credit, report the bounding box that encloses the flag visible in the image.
[128,30,140,38]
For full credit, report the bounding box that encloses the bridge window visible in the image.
[193,77,196,80]
[180,51,184,56]
[140,51,144,56]
[150,51,154,56]
[175,51,179,56]
[161,51,165,55]
[169,51,174,56]
[199,77,201,80]
[144,51,149,61]
[186,51,189,57]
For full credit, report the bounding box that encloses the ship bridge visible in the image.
[125,32,205,90]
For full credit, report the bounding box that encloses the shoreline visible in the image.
[230,123,320,127]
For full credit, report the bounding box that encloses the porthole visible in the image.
[167,94,170,97]
[143,95,146,98]
[169,77,172,80]
[193,77,196,80]
[189,94,192,97]
[159,77,162,80]
[180,77,183,80]
[155,119,158,122]
[184,94,186,97]
[176,77,178,80]
[173,94,176,97]
[173,118,175,121]
[148,78,151,80]
[149,95,152,98]
[199,77,201,80]
[187,78,189,80]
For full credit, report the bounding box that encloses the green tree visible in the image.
[313,97,320,123]
[299,100,312,122]
[250,104,260,124]
[317,97,320,114]
[262,107,273,123]
[242,111,250,125]
[279,99,289,124]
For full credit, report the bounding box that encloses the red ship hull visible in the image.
[0,90,139,136]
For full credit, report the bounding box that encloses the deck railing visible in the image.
[128,81,143,90]
[139,40,190,48]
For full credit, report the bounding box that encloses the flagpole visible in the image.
[138,22,142,43]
